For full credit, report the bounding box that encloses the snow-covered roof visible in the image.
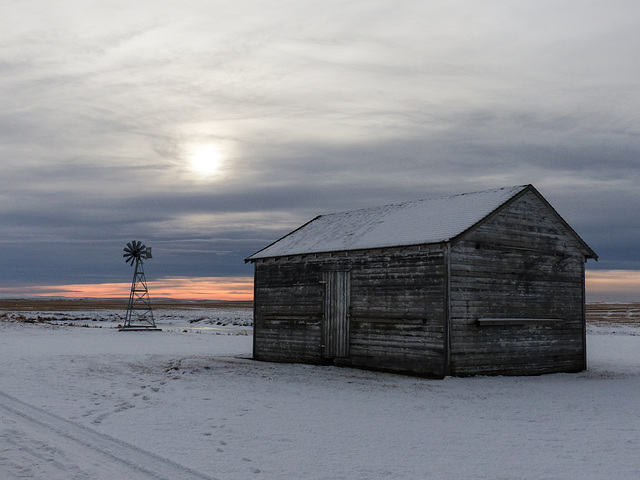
[246,185,529,261]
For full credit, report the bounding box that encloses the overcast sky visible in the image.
[1,1,639,300]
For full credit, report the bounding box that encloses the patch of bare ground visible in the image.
[587,303,640,327]
[0,298,252,311]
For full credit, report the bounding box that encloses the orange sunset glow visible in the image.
[0,277,253,301]
[0,271,636,303]
[585,270,640,302]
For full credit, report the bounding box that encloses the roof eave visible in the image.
[245,240,451,263]
[244,215,323,263]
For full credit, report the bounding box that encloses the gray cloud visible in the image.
[0,1,638,295]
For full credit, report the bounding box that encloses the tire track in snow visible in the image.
[0,390,217,480]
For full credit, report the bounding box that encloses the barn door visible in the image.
[323,271,350,358]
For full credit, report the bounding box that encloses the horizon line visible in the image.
[0,270,636,303]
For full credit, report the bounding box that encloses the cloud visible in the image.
[0,1,638,296]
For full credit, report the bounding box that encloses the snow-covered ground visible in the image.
[1,307,640,479]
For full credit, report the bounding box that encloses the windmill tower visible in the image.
[121,240,161,331]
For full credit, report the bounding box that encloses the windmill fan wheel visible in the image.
[123,240,147,265]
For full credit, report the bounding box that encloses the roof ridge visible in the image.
[321,184,529,218]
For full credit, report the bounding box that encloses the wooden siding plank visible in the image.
[477,318,562,326]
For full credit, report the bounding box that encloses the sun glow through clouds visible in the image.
[189,144,223,177]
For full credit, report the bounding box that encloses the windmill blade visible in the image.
[123,240,152,266]
[125,241,142,255]
[124,241,137,266]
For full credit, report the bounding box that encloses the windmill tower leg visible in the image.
[121,257,161,331]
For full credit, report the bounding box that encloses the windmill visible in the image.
[121,240,161,331]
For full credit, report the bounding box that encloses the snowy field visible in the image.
[1,303,640,480]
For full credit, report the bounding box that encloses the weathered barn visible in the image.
[245,185,597,377]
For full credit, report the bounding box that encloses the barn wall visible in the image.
[449,190,587,376]
[346,246,447,377]
[253,245,447,377]
[253,260,324,364]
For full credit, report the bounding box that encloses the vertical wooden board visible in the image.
[323,271,350,358]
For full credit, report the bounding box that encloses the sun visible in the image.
[189,144,224,177]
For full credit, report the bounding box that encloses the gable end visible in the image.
[451,185,597,260]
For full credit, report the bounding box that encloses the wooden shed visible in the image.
[245,185,597,378]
